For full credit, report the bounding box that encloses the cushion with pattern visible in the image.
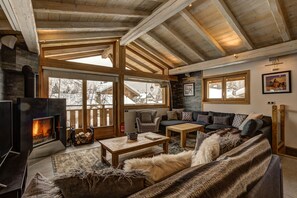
[232,114,248,128]
[167,111,178,120]
[213,116,230,125]
[141,112,153,123]
[182,112,192,121]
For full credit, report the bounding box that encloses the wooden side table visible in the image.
[166,123,204,148]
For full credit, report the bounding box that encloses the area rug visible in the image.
[52,137,196,174]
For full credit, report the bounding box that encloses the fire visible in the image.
[33,121,40,136]
[32,118,53,138]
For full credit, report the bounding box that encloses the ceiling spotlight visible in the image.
[233,54,238,59]
[189,3,192,7]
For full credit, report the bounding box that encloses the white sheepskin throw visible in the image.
[124,151,193,182]
[191,134,220,167]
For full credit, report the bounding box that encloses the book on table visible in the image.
[144,134,161,140]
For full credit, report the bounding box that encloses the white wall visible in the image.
[203,53,297,148]
[124,108,168,132]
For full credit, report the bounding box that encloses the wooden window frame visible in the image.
[203,70,250,104]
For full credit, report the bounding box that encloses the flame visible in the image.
[33,121,39,136]
[32,118,52,138]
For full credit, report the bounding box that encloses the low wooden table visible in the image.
[99,132,169,168]
[166,123,204,148]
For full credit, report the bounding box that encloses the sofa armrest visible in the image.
[136,117,141,132]
[258,125,272,146]
[154,116,161,124]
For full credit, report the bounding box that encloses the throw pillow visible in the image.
[141,112,152,123]
[232,114,248,128]
[238,113,263,130]
[196,114,210,124]
[213,116,230,125]
[182,112,192,121]
[191,134,220,167]
[124,151,192,183]
[193,132,209,155]
[219,133,242,155]
[53,168,146,198]
[172,108,184,120]
[23,172,62,198]
[241,119,263,137]
[167,111,178,120]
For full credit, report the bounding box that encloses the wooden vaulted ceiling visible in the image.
[1,0,297,75]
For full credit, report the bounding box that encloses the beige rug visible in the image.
[52,147,107,174]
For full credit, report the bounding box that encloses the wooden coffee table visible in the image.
[99,132,169,168]
[166,123,204,148]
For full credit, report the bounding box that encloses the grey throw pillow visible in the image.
[213,116,230,125]
[53,168,146,198]
[141,112,152,123]
[197,114,210,124]
[240,119,263,137]
[172,108,184,120]
[167,111,178,120]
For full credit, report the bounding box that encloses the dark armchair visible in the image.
[135,110,161,133]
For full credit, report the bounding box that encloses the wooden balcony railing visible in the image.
[66,105,113,129]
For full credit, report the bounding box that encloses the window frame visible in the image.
[123,80,169,109]
[203,70,250,104]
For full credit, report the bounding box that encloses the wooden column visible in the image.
[82,80,87,132]
[39,45,46,97]
[279,104,285,153]
[272,104,278,154]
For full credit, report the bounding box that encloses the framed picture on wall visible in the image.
[262,70,291,94]
[184,83,195,96]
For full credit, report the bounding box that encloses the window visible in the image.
[203,71,250,104]
[124,81,166,105]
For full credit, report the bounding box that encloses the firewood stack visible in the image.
[70,127,94,146]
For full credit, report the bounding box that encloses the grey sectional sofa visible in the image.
[160,110,272,144]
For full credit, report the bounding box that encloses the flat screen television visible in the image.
[0,100,13,167]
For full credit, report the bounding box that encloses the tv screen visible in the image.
[0,100,13,167]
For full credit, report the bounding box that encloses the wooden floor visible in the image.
[27,142,297,198]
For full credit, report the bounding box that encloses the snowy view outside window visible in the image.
[207,81,222,99]
[68,55,112,67]
[124,81,164,105]
[226,78,245,98]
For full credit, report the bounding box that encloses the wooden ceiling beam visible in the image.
[126,62,142,72]
[102,46,113,59]
[212,0,254,50]
[120,0,196,45]
[126,59,152,73]
[126,54,157,73]
[49,50,103,60]
[169,39,297,75]
[32,0,150,18]
[147,32,191,64]
[0,0,39,53]
[127,47,165,71]
[38,31,124,42]
[0,20,11,30]
[161,23,206,61]
[36,21,136,32]
[267,0,291,41]
[44,45,108,56]
[128,44,170,69]
[180,9,226,56]
[134,39,175,68]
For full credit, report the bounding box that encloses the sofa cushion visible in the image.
[129,135,272,198]
[241,119,263,137]
[196,114,210,124]
[208,111,235,125]
[160,120,188,126]
[124,151,192,183]
[206,124,233,131]
[54,168,146,198]
[192,111,209,121]
[167,111,178,120]
[238,113,263,130]
[213,116,230,125]
[232,114,248,128]
[172,108,184,120]
[182,112,192,121]
[141,112,153,123]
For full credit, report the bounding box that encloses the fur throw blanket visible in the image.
[124,151,193,183]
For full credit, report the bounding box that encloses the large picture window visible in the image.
[124,80,166,106]
[203,71,250,104]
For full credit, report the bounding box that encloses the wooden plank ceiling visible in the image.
[1,0,297,75]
